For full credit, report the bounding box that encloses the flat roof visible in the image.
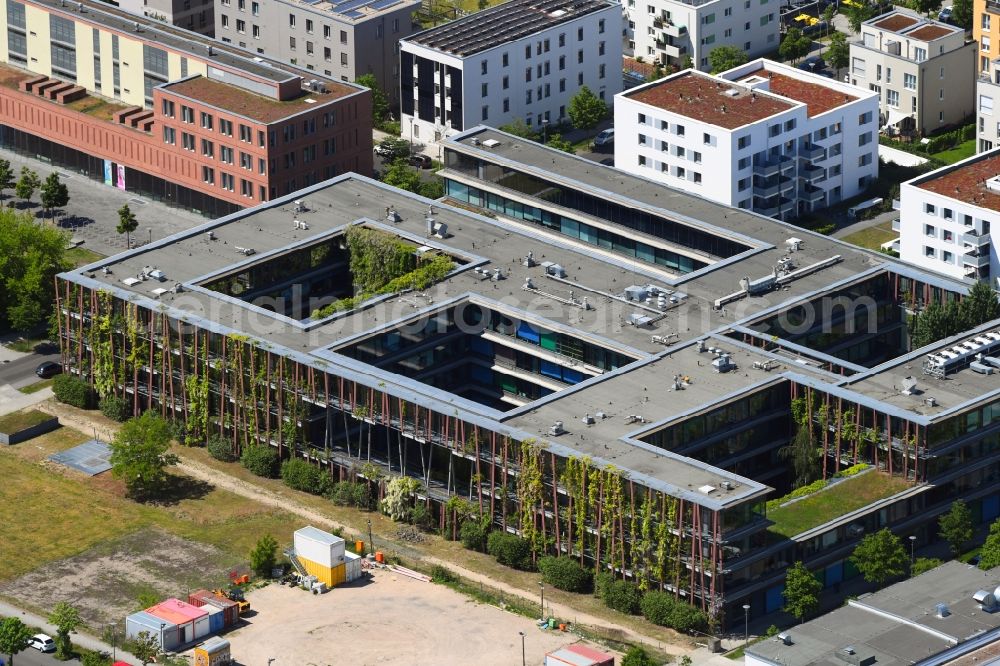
[739,69,858,117]
[624,71,794,130]
[872,13,920,31]
[404,0,616,57]
[909,24,954,40]
[910,149,1000,212]
[866,10,963,40]
[748,561,1000,666]
[278,0,419,21]
[162,76,354,122]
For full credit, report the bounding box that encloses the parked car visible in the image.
[938,6,952,21]
[374,138,410,161]
[593,128,615,147]
[35,361,62,378]
[28,634,56,653]
[408,154,432,169]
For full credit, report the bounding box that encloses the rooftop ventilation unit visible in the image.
[786,237,803,251]
[206,230,216,241]
[386,207,400,223]
[925,396,937,407]
[712,354,735,373]
[973,590,998,611]
[147,269,166,282]
[235,246,256,256]
[294,199,307,213]
[542,262,566,278]
[935,603,950,618]
[625,285,647,302]
[971,361,994,375]
[698,485,716,494]
[294,220,309,230]
[523,251,536,267]
[777,633,793,646]
[629,313,654,327]
[697,339,707,353]
[582,414,595,425]
[901,376,918,395]
[549,421,565,436]
[481,139,501,148]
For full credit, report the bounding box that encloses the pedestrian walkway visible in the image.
[0,384,53,417]
[0,599,139,664]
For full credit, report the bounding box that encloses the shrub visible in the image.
[280,457,331,495]
[622,646,657,666]
[327,481,373,509]
[640,590,677,626]
[409,502,435,530]
[487,531,533,570]
[594,571,614,599]
[206,434,238,462]
[602,579,642,615]
[666,601,708,633]
[912,557,943,576]
[431,564,456,583]
[460,518,491,552]
[53,374,94,409]
[99,395,130,422]
[539,556,592,593]
[241,445,280,478]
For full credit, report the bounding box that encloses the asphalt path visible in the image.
[0,346,60,389]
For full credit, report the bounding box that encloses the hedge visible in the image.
[539,556,592,593]
[602,579,642,615]
[460,519,491,552]
[52,374,94,409]
[206,434,238,462]
[241,445,280,478]
[280,457,331,495]
[486,531,533,570]
[326,481,373,509]
[99,395,130,422]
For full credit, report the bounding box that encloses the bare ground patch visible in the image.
[0,528,241,627]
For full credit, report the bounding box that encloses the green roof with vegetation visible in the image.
[767,471,911,538]
[0,409,54,434]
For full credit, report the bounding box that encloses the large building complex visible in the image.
[747,561,1000,666]
[614,59,879,220]
[850,10,976,138]
[899,149,1000,282]
[57,126,1000,629]
[975,0,1000,151]
[0,0,372,218]
[624,0,779,72]
[213,0,421,107]
[398,0,622,144]
[117,0,215,37]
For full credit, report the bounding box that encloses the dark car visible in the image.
[408,154,432,169]
[35,361,62,378]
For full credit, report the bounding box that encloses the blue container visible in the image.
[204,605,224,634]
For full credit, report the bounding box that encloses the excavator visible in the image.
[211,587,251,616]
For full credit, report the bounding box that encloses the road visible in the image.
[0,601,138,665]
[0,347,60,389]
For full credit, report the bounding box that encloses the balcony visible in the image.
[962,230,991,247]
[987,0,1000,14]
[800,164,825,184]
[964,248,991,267]
[799,187,825,204]
[753,155,793,178]
[753,182,781,198]
[799,143,826,160]
[664,22,686,37]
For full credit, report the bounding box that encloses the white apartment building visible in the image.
[899,150,999,282]
[399,0,622,144]
[624,0,779,72]
[613,59,880,220]
[850,10,976,138]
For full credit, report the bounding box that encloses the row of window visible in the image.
[636,154,704,184]
[477,19,609,76]
[637,134,703,163]
[164,125,338,168]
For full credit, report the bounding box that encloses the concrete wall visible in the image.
[0,416,59,445]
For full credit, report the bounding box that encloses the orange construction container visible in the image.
[355,540,364,554]
[375,551,384,563]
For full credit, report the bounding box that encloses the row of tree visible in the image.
[0,160,70,218]
[912,281,1000,349]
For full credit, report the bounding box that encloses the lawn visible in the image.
[5,337,47,353]
[0,409,53,433]
[841,220,897,251]
[932,139,976,165]
[65,245,105,268]
[767,471,911,538]
[0,425,305,583]
[19,378,54,395]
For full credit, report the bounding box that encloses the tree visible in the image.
[951,0,972,29]
[783,561,822,622]
[249,534,279,577]
[545,133,576,154]
[14,167,39,203]
[109,411,179,498]
[709,45,749,73]
[80,650,114,666]
[355,74,389,127]
[498,118,538,140]
[912,557,943,576]
[0,616,33,666]
[850,528,908,587]
[960,281,1000,331]
[39,172,69,221]
[847,0,875,33]
[778,28,811,63]
[911,0,941,16]
[47,602,82,660]
[381,159,423,193]
[0,159,14,202]
[938,499,974,556]
[779,425,820,489]
[0,208,70,332]
[822,5,836,35]
[130,631,160,666]
[979,518,1000,570]
[826,32,850,72]
[567,86,608,130]
[622,646,657,666]
[116,204,139,249]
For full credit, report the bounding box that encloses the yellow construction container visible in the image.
[193,637,231,666]
[300,557,346,587]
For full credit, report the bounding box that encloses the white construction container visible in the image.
[294,526,346,568]
[345,551,362,583]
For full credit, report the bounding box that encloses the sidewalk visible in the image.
[0,385,53,417]
[0,599,140,664]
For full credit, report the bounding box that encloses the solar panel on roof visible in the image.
[372,0,399,8]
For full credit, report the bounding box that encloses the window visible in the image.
[163,126,176,144]
[858,111,872,125]
[944,208,953,220]
[200,112,213,130]
[162,99,175,117]
[676,124,685,136]
[290,36,296,49]
[984,35,992,52]
[852,57,866,75]
[289,13,295,27]
[925,224,936,236]
[737,135,750,149]
[241,179,253,198]
[306,18,313,33]
[858,153,872,167]
[526,89,532,104]
[482,105,488,121]
[577,27,583,40]
[219,119,233,136]
[599,41,605,56]
[219,145,233,164]
[886,67,892,84]
[914,47,926,62]
[221,14,229,28]
[598,18,605,33]
[503,98,509,112]
[481,82,488,97]
[638,155,646,166]
[181,106,194,123]
[577,49,583,64]
[525,67,532,82]
[638,133,647,145]
[738,156,750,169]
[598,64,605,79]
[676,166,685,178]
[252,24,258,38]
[693,172,702,183]
[925,203,936,215]
[182,132,195,150]
[252,1,258,13]
[221,172,235,191]
[738,177,750,191]
[341,53,348,65]
[925,246,935,258]
[904,73,916,90]
[943,229,953,241]
[201,139,214,157]
[559,32,565,47]
[306,41,313,55]
[703,132,713,145]
[984,95,995,115]
[324,47,331,61]
[943,251,953,263]
[393,18,399,32]
[502,75,509,90]
[202,166,214,183]
[240,152,252,170]
[693,151,702,163]
[502,53,509,67]
[858,132,871,146]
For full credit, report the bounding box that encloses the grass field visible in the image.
[0,409,52,433]
[841,220,897,251]
[0,425,303,584]
[932,139,976,165]
[18,378,54,395]
[65,246,105,268]
[767,471,911,538]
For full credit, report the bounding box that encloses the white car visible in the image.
[593,128,615,146]
[28,634,56,653]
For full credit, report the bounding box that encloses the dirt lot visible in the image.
[0,529,240,627]
[225,570,614,666]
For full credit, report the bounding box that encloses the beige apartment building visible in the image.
[849,9,976,137]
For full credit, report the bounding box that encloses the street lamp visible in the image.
[106,624,117,660]
[909,535,917,573]
[519,631,526,666]
[743,603,751,648]
[147,227,152,245]
[542,118,550,144]
[539,581,545,620]
[368,518,374,556]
